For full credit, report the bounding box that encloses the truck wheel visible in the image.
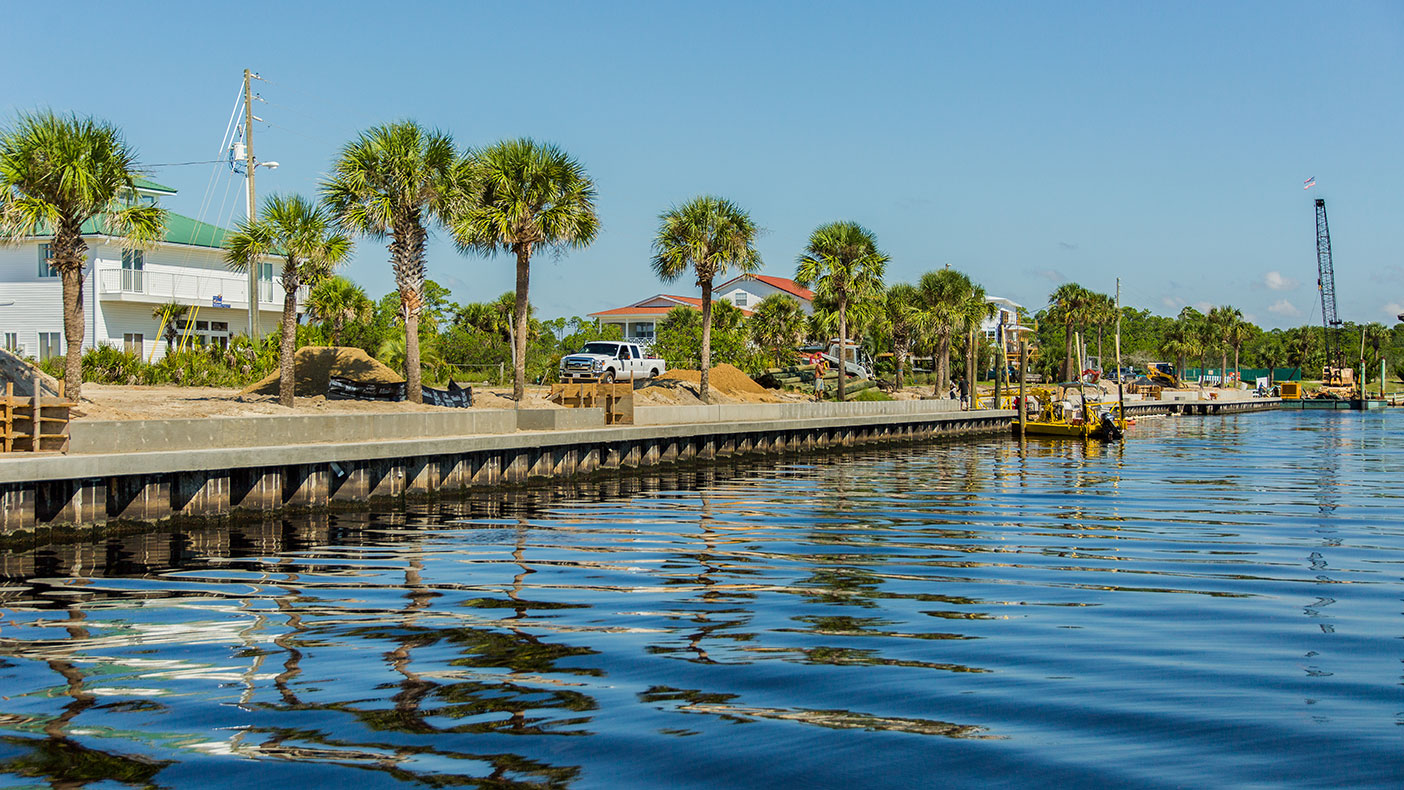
[601,370,615,384]
[649,368,660,378]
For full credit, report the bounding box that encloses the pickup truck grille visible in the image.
[564,359,593,370]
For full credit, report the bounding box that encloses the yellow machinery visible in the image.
[1279,382,1302,400]
[1147,362,1180,389]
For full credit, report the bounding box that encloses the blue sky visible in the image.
[4,1,1401,327]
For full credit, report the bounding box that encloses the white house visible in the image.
[588,274,812,345]
[714,273,814,314]
[0,178,287,362]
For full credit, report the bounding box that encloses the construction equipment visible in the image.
[1314,198,1355,395]
[1146,362,1180,389]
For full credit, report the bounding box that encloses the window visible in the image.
[37,244,57,278]
[121,249,144,292]
[3,333,17,353]
[733,291,749,307]
[123,333,143,355]
[210,321,228,333]
[39,332,62,361]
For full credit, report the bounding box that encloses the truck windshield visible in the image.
[579,343,619,355]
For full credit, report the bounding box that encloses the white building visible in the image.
[0,179,287,362]
[714,273,814,314]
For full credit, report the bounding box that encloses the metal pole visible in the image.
[1018,339,1026,439]
[1115,278,1124,422]
[244,68,260,341]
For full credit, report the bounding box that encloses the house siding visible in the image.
[1,239,284,362]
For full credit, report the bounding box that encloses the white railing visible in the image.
[95,266,299,308]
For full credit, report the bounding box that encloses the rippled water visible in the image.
[0,411,1401,789]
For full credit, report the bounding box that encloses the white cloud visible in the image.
[1384,303,1404,322]
[1263,271,1299,291]
[1268,299,1302,318]
[1160,296,1181,310]
[1192,301,1214,313]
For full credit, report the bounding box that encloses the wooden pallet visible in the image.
[2,381,74,453]
[550,381,635,424]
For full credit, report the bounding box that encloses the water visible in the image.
[0,411,1401,789]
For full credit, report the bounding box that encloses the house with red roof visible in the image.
[588,274,814,344]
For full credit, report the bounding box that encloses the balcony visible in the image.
[95,266,303,310]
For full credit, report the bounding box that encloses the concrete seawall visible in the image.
[0,401,1010,533]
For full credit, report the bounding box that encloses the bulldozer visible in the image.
[1314,365,1358,399]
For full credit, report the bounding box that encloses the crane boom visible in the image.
[1314,198,1342,370]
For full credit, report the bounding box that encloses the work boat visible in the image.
[1017,382,1127,441]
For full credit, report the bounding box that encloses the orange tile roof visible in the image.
[717,273,815,301]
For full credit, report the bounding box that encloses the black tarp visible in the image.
[327,377,472,408]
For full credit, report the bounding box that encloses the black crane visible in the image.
[1314,198,1343,373]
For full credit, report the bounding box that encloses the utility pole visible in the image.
[244,68,260,340]
[1115,278,1124,424]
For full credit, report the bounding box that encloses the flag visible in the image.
[1303,177,1316,190]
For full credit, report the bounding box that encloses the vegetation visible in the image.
[323,121,459,403]
[795,222,888,401]
[226,194,351,406]
[651,196,761,402]
[454,138,598,401]
[0,111,167,399]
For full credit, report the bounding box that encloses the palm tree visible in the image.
[1206,306,1242,388]
[880,283,921,389]
[1256,331,1286,386]
[957,280,996,403]
[1048,283,1090,381]
[1159,320,1197,382]
[651,196,761,403]
[0,111,166,398]
[795,222,889,401]
[305,275,372,346]
[1225,311,1253,386]
[453,138,598,401]
[916,268,972,395]
[151,302,189,353]
[323,121,459,403]
[1087,291,1117,369]
[749,294,806,368]
[227,194,351,407]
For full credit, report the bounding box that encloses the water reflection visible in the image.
[0,413,1401,788]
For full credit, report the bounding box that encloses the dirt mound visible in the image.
[240,346,403,398]
[658,364,768,396]
[0,348,62,397]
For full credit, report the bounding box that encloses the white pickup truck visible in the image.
[559,341,667,383]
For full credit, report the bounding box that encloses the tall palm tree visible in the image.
[1048,283,1090,381]
[1207,306,1241,388]
[323,121,458,403]
[795,222,889,401]
[1159,320,1197,382]
[1224,310,1253,386]
[916,268,972,395]
[305,275,372,347]
[749,294,807,368]
[880,283,921,389]
[0,111,166,398]
[957,280,996,402]
[651,196,761,403]
[453,138,598,401]
[227,194,351,407]
[1256,331,1286,386]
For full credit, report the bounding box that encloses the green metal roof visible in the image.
[35,211,232,250]
[133,177,177,195]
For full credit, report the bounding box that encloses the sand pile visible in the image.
[240,346,403,398]
[0,348,62,397]
[658,364,768,396]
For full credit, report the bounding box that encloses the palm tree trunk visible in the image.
[404,306,422,403]
[699,279,713,403]
[279,275,298,408]
[1233,346,1241,386]
[60,261,85,400]
[965,328,976,409]
[512,244,532,401]
[1063,322,1075,381]
[937,330,952,394]
[1221,350,1228,389]
[836,300,848,401]
[895,344,905,390]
